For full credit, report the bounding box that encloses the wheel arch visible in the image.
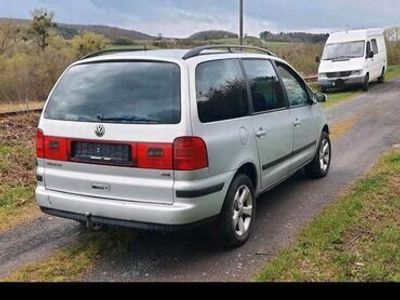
[322,124,330,135]
[235,162,259,193]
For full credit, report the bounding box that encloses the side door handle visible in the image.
[294,119,302,127]
[256,128,267,138]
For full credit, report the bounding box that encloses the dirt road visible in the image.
[1,80,399,281]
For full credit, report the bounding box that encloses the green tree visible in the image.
[30,8,55,51]
[71,32,110,58]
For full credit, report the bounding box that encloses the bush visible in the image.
[275,43,324,76]
[387,41,400,66]
[71,32,110,58]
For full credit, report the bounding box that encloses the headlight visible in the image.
[351,70,362,75]
[318,73,327,78]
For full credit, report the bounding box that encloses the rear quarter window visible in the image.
[195,59,249,123]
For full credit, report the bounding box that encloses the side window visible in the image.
[276,63,310,108]
[371,39,379,54]
[242,59,286,113]
[366,41,371,56]
[196,59,248,123]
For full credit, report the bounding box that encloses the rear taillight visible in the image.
[173,137,208,171]
[44,136,70,161]
[36,129,45,158]
[136,143,173,170]
[37,129,69,161]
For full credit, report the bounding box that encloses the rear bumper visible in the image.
[40,206,218,231]
[318,75,365,88]
[36,171,233,226]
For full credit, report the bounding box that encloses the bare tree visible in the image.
[30,8,55,51]
[0,22,15,54]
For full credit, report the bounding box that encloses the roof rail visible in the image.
[182,44,277,60]
[81,46,149,60]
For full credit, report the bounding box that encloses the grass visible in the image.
[323,90,362,108]
[4,230,134,282]
[0,101,44,113]
[0,112,41,232]
[386,65,400,81]
[257,149,400,282]
[0,184,40,233]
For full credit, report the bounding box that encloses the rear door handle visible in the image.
[256,128,267,138]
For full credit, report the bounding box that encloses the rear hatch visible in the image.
[38,59,187,205]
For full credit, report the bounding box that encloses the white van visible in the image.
[317,29,387,92]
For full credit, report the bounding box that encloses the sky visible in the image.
[0,0,399,37]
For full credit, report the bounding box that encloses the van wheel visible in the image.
[362,74,369,91]
[378,69,385,83]
[305,131,331,179]
[320,87,327,93]
[216,174,255,248]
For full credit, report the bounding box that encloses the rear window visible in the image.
[44,61,181,124]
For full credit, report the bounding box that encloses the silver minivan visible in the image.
[36,45,331,248]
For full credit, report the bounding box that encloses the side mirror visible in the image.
[314,92,327,103]
[315,56,321,63]
[367,50,374,59]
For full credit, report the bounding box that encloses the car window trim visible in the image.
[273,61,313,109]
[239,58,289,116]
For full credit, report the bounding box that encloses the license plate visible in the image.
[71,142,131,164]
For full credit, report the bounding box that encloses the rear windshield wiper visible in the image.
[97,115,161,124]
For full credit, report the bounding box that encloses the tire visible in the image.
[378,68,385,83]
[320,87,327,93]
[362,74,369,91]
[216,174,256,248]
[305,131,332,179]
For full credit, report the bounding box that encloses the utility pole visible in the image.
[239,0,244,45]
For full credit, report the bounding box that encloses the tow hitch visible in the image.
[85,212,104,231]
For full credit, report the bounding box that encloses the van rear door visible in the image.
[39,60,187,205]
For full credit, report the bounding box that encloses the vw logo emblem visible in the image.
[95,124,105,137]
[336,72,342,77]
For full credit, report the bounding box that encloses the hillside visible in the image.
[0,18,154,41]
[260,31,328,43]
[188,30,238,40]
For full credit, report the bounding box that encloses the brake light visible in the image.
[36,130,70,161]
[44,136,70,161]
[137,143,173,169]
[173,137,208,171]
[36,129,45,158]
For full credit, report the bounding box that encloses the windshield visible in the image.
[322,41,365,60]
[44,61,181,124]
